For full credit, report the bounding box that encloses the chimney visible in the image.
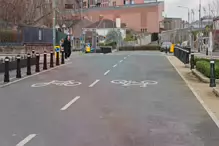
[99,15,104,21]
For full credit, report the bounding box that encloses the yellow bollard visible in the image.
[54,46,61,58]
[170,44,175,53]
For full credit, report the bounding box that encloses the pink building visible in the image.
[81,1,164,33]
[63,1,164,33]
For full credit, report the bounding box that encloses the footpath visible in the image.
[167,55,219,127]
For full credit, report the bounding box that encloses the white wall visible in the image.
[137,34,151,45]
[95,28,126,39]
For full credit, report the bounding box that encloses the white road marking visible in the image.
[89,79,100,87]
[124,57,127,59]
[0,62,72,88]
[104,70,110,76]
[119,60,123,63]
[113,64,117,68]
[61,96,80,111]
[167,56,219,128]
[16,134,36,146]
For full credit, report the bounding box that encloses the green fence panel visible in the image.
[56,31,67,46]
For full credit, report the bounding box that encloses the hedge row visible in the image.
[196,60,219,79]
[119,45,160,51]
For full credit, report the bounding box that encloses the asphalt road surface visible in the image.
[0,51,219,146]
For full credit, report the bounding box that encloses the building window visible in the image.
[83,2,86,7]
[113,1,116,6]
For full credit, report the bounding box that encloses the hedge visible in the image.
[194,57,219,65]
[119,45,160,51]
[196,60,219,79]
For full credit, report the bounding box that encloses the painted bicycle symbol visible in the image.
[31,80,82,87]
[111,80,158,87]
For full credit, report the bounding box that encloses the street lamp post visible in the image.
[178,6,190,25]
[52,0,57,49]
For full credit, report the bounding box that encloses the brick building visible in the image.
[64,1,164,33]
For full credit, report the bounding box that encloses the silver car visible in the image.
[160,42,172,52]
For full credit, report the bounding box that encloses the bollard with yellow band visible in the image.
[170,44,175,53]
[54,46,61,58]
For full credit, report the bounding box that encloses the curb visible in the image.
[191,69,209,83]
[191,69,219,83]
[213,87,219,97]
[185,64,190,68]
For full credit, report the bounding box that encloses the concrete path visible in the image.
[0,51,219,146]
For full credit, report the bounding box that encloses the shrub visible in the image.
[196,60,219,79]
[194,57,219,65]
[119,45,160,51]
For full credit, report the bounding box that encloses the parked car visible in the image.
[160,42,172,52]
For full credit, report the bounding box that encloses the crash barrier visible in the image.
[174,46,191,64]
[1,49,66,83]
[100,46,112,54]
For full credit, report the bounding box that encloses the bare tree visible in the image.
[0,0,53,26]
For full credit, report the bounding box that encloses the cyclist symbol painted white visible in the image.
[111,80,158,87]
[31,80,82,87]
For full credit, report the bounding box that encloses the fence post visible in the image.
[190,54,195,70]
[4,57,10,83]
[16,55,21,78]
[50,51,54,68]
[210,60,216,87]
[26,53,31,75]
[43,51,47,70]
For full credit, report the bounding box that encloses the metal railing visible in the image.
[174,46,191,64]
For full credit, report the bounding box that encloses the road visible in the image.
[0,51,219,146]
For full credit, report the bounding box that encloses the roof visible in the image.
[85,19,126,29]
[71,18,93,38]
[62,1,164,14]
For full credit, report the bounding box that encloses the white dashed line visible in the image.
[104,70,110,76]
[89,79,100,87]
[113,64,117,68]
[124,57,127,59]
[119,60,123,63]
[61,96,80,111]
[16,134,36,146]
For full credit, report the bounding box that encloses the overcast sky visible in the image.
[161,0,215,21]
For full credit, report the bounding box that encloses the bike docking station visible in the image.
[2,48,66,84]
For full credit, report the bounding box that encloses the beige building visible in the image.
[163,17,182,31]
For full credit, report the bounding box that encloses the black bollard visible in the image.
[4,57,10,83]
[210,60,216,87]
[56,51,60,66]
[35,53,40,72]
[16,55,21,78]
[32,50,35,57]
[50,51,54,68]
[43,51,47,70]
[26,53,31,75]
[190,54,195,70]
[61,49,65,64]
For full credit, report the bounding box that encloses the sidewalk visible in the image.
[167,55,219,126]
